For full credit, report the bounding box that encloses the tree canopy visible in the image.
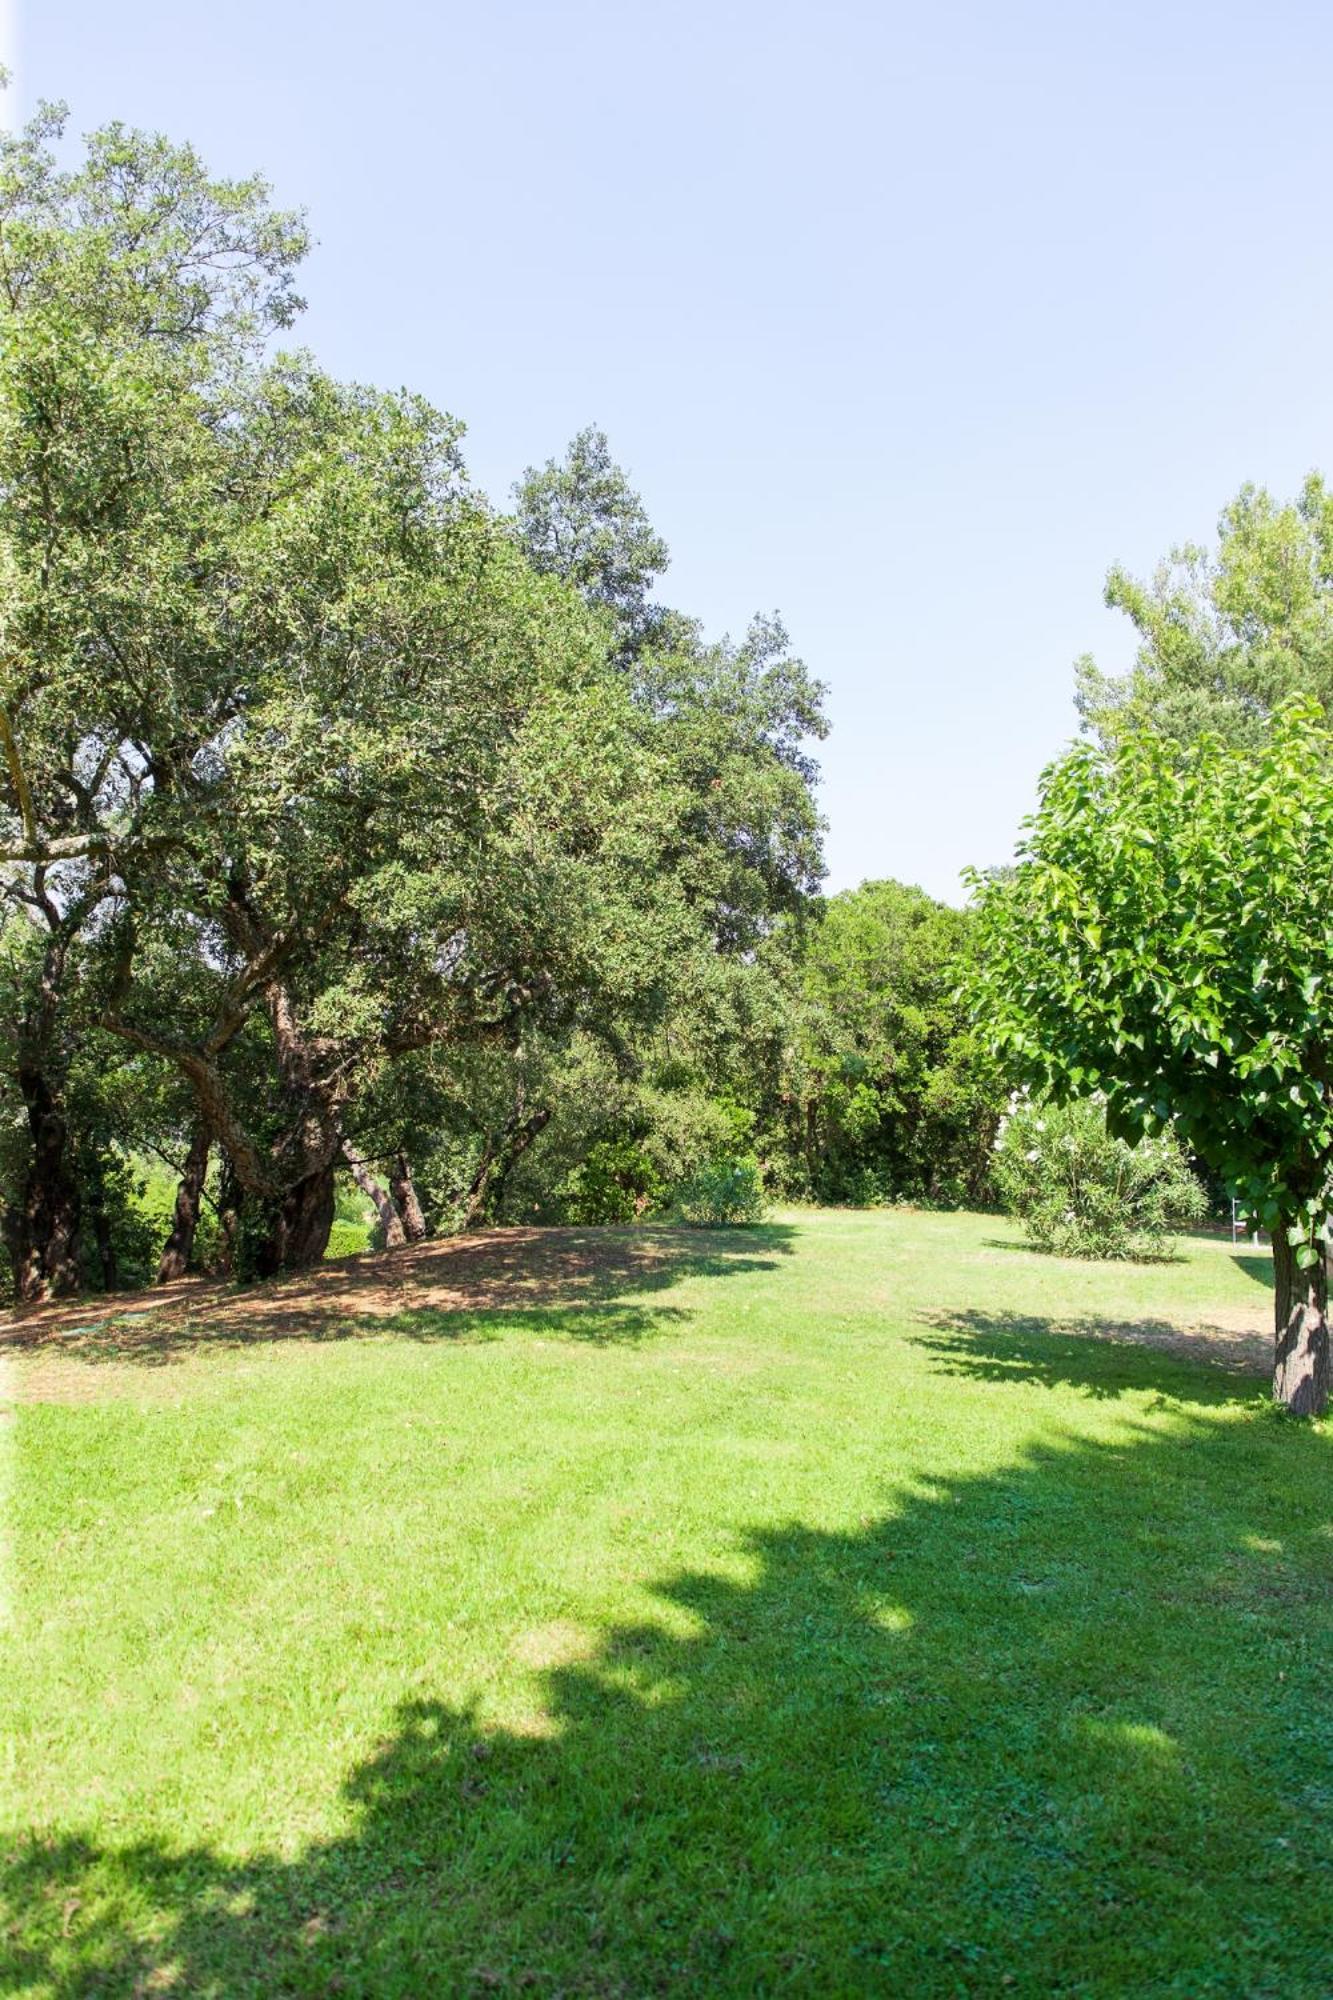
[780,879,1001,1206]
[0,101,831,1296]
[1077,475,1333,751]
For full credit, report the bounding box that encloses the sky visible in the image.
[13,1,1333,899]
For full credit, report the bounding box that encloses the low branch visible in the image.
[0,830,177,865]
[102,1011,275,1198]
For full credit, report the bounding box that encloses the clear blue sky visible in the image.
[15,2,1333,898]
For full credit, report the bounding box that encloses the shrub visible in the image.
[325,1219,371,1259]
[558,1139,667,1225]
[992,1094,1204,1260]
[675,1155,767,1228]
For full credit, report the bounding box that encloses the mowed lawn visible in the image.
[3,1210,1331,1998]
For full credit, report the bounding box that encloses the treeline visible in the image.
[0,104,1004,1302]
[448,876,1002,1234]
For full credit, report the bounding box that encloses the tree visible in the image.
[969,697,1333,1414]
[1077,476,1333,751]
[514,427,669,661]
[503,431,827,1218]
[0,104,694,1284]
[0,106,830,1294]
[516,430,826,937]
[101,492,676,1276]
[0,96,306,1294]
[785,880,1002,1205]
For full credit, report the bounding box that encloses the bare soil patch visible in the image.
[0,1226,790,1404]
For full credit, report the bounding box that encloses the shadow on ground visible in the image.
[1231,1252,1275,1291]
[0,1225,795,1370]
[979,1236,1199,1268]
[912,1306,1271,1401]
[6,1412,1331,1996]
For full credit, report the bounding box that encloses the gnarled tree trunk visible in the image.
[213,1154,244,1277]
[250,983,342,1276]
[463,1105,551,1228]
[158,1124,212,1282]
[391,1152,428,1242]
[342,1141,406,1249]
[253,1164,337,1280]
[5,1066,82,1302]
[1271,1227,1330,1415]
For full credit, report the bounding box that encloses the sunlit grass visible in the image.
[4,1210,1329,1996]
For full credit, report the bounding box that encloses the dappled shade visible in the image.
[0,1225,797,1375]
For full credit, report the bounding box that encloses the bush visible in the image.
[325,1219,371,1259]
[992,1094,1204,1260]
[557,1139,667,1225]
[674,1155,767,1228]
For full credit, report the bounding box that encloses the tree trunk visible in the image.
[341,1141,406,1249]
[1271,1227,1330,1416]
[213,1155,244,1278]
[5,1066,82,1302]
[88,1176,117,1293]
[247,980,342,1276]
[390,1152,428,1242]
[804,1095,820,1191]
[463,1107,551,1227]
[253,1165,336,1279]
[158,1125,212,1282]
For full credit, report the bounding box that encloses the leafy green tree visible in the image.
[0,107,830,1294]
[515,429,826,937]
[636,615,826,945]
[514,427,669,661]
[473,434,827,1222]
[1077,476,1333,750]
[0,103,704,1285]
[969,697,1333,1414]
[785,880,1003,1205]
[0,97,306,1293]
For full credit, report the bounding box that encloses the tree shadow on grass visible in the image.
[912,1306,1270,1404]
[376,1303,686,1348]
[0,1225,795,1372]
[6,1413,1332,1997]
[979,1236,1191,1266]
[1232,1252,1275,1291]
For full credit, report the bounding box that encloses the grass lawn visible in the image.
[3,1209,1331,1997]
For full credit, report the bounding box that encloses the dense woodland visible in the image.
[5,102,1333,1413]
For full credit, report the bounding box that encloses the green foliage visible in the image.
[97,1155,170,1287]
[514,427,669,661]
[557,1138,667,1225]
[0,107,828,1294]
[992,1095,1205,1260]
[1077,475,1333,751]
[968,698,1333,1263]
[326,1219,371,1259]
[781,880,1005,1205]
[674,1154,767,1227]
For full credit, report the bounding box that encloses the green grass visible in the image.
[3,1209,1331,1997]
